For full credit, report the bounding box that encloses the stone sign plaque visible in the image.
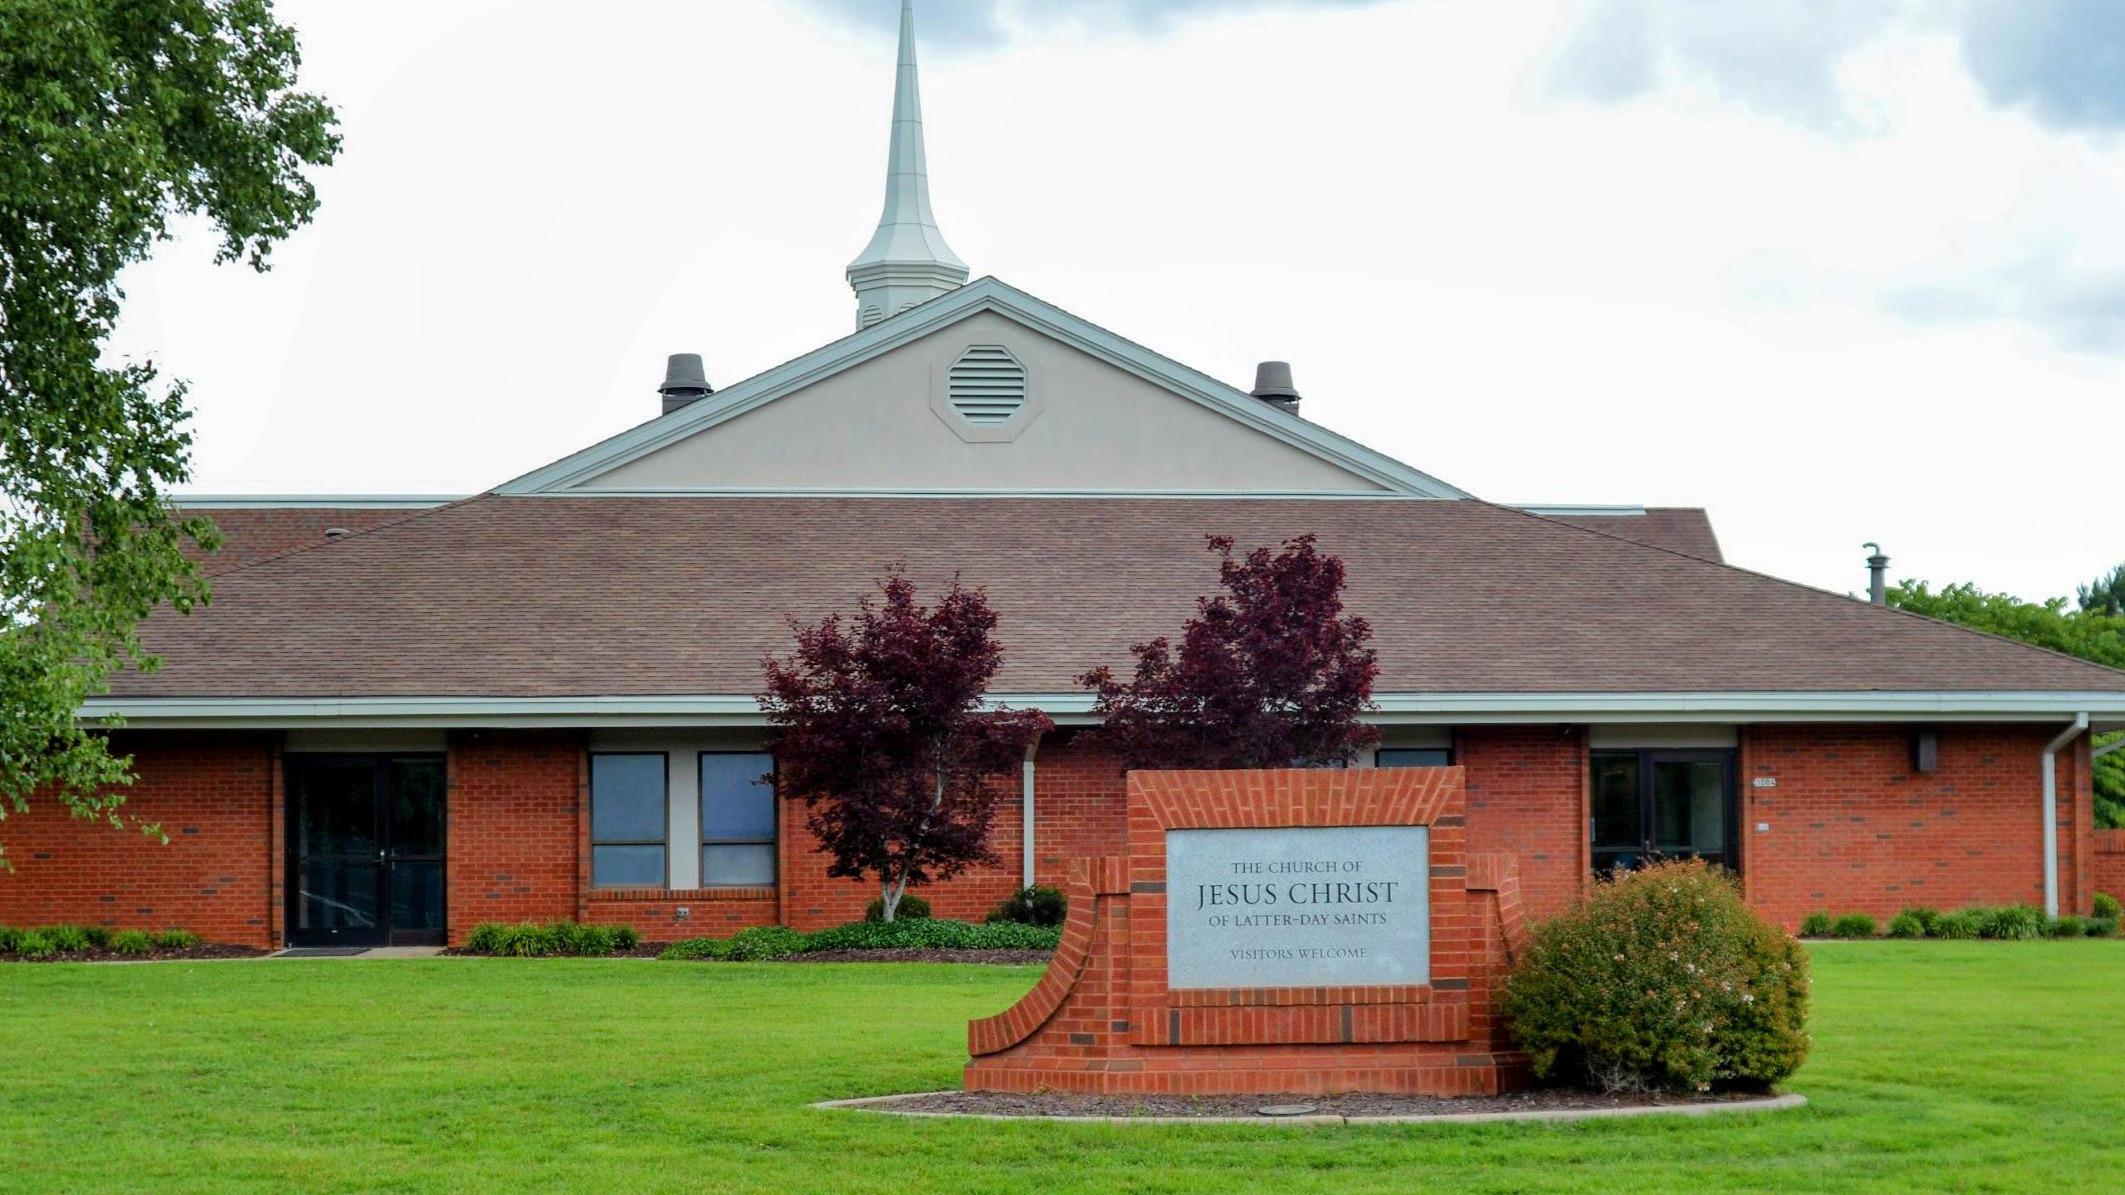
[1165,825,1430,990]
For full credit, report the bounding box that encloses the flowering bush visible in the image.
[1501,859,1810,1093]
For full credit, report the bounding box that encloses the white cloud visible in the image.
[106,0,2125,605]
[799,0,1395,48]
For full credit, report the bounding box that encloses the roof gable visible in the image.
[497,279,1469,498]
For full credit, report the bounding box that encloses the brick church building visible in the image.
[7,1,2124,949]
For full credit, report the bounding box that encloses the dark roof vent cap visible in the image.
[659,352,714,415]
[1250,361,1300,415]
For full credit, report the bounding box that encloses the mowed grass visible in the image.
[3,944,2124,1193]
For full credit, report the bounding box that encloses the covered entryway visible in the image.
[285,754,447,947]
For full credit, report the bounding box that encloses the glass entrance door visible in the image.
[1588,750,1736,879]
[287,755,447,947]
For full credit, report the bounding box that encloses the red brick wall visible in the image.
[0,733,280,947]
[1457,726,1587,921]
[445,730,583,943]
[2089,830,2125,903]
[1030,733,1129,886]
[586,888,777,940]
[775,733,1122,931]
[1742,723,2093,929]
[4,722,2093,948]
[779,774,1027,931]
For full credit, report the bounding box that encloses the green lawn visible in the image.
[2,944,2122,1193]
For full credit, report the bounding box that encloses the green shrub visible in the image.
[2095,892,2121,920]
[14,931,57,960]
[43,925,93,953]
[109,930,156,956]
[803,918,1060,953]
[1933,910,1981,940]
[987,885,1067,928]
[1974,905,2045,941]
[2088,915,2119,938]
[1899,906,1942,936]
[661,918,1062,961]
[1798,912,1833,938]
[1829,913,1877,939]
[1501,859,1810,1093]
[462,922,638,957]
[1885,911,1927,939]
[0,927,18,954]
[864,894,931,923]
[2049,915,2087,939]
[153,929,200,950]
[659,937,733,961]
[722,926,807,961]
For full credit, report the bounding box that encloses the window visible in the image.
[591,753,667,888]
[1589,749,1736,878]
[700,753,776,887]
[1376,748,1453,768]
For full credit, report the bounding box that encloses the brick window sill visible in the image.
[589,887,777,902]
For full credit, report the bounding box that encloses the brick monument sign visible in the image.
[966,768,1530,1095]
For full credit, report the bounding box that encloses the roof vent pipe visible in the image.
[659,353,714,415]
[1864,542,1889,606]
[1250,361,1300,416]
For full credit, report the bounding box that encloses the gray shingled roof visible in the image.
[1547,508,1723,562]
[110,495,2125,699]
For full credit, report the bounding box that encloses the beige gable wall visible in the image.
[577,311,1390,493]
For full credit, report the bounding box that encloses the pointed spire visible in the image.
[847,0,968,329]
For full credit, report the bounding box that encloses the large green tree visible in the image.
[2080,565,2125,619]
[0,0,338,862]
[1889,579,2125,826]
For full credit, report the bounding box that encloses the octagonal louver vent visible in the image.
[948,345,1028,425]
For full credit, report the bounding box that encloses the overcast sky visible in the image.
[114,0,2124,603]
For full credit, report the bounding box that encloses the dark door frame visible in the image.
[1589,748,1740,878]
[284,753,448,948]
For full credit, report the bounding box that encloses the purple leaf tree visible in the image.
[761,571,1051,922]
[1081,535,1379,770]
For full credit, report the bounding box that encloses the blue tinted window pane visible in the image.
[592,845,665,888]
[592,754,666,841]
[703,844,776,887]
[1377,749,1451,768]
[701,753,776,840]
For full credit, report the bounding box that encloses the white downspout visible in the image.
[2042,713,2090,918]
[1021,736,1041,890]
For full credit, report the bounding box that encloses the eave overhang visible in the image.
[78,691,2125,732]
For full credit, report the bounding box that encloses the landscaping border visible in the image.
[813,1090,1807,1126]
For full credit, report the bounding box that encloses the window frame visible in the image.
[1587,748,1739,879]
[699,751,777,889]
[589,751,670,890]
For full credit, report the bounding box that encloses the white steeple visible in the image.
[846,0,968,330]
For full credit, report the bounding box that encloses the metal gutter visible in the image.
[78,691,2125,729]
[2042,713,2089,918]
[1021,737,1040,890]
[172,494,464,509]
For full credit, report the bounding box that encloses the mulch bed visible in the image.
[0,944,267,964]
[440,947,1049,963]
[780,949,1053,965]
[864,1087,1774,1119]
[441,945,664,959]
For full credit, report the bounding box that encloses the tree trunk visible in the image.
[881,870,911,923]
